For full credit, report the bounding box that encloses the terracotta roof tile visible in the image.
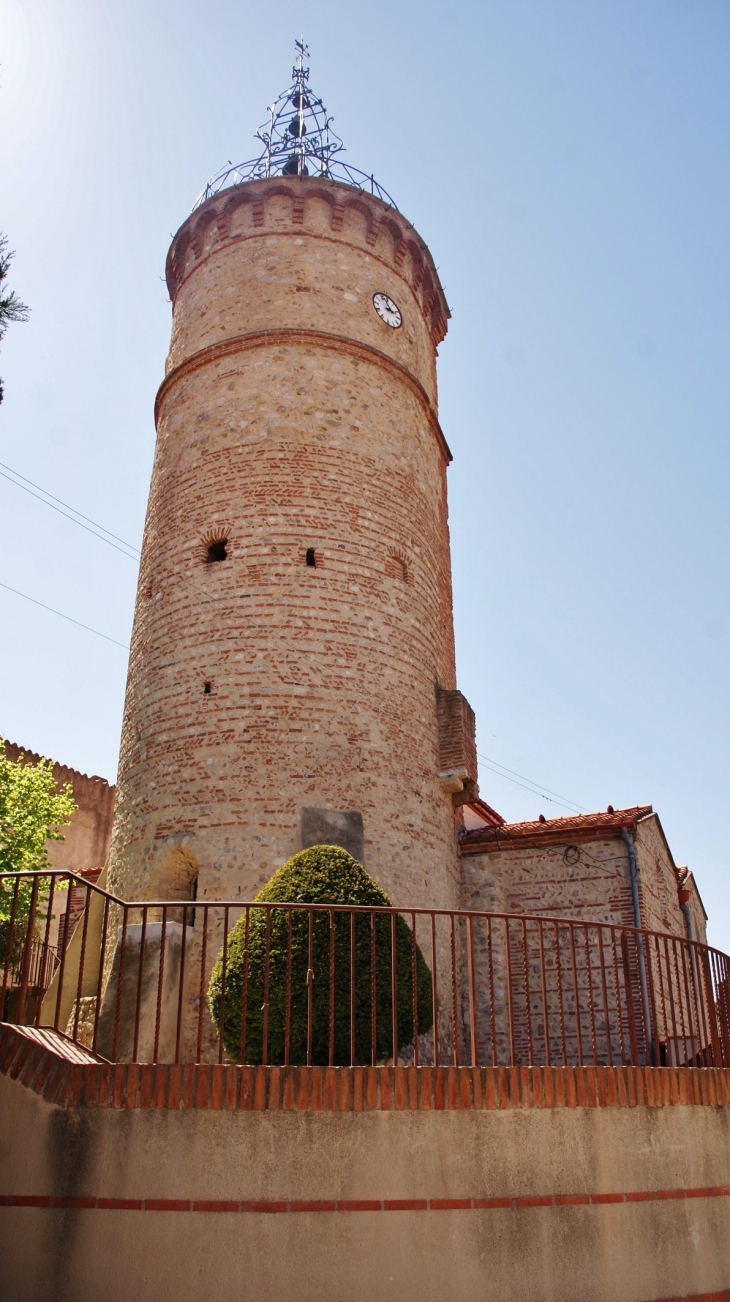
[464,798,505,828]
[459,804,653,854]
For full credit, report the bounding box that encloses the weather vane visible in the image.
[194,40,396,210]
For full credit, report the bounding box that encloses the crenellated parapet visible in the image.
[165,178,450,348]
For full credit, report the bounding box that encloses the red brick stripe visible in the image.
[2,1187,730,1213]
[643,1295,730,1302]
[6,1195,52,1208]
[97,1198,143,1210]
[144,1199,191,1212]
[154,329,451,463]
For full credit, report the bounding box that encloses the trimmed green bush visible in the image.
[208,845,433,1065]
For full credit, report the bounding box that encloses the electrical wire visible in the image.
[477,750,588,808]
[0,459,141,551]
[0,459,599,813]
[477,759,576,811]
[0,580,129,649]
[0,461,141,561]
[476,750,588,814]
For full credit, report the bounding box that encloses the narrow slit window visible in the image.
[203,681,212,695]
[306,547,316,568]
[386,551,409,583]
[206,539,228,563]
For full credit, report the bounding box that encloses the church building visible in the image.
[1,44,727,1302]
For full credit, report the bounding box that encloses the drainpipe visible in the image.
[678,886,693,941]
[620,827,654,1065]
[677,885,701,1063]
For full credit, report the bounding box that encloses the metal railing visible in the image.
[193,158,398,212]
[1,870,728,1071]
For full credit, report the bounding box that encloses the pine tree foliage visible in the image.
[0,235,30,404]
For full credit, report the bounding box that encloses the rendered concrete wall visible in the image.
[1,1063,730,1302]
[107,177,461,913]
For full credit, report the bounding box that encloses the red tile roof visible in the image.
[464,798,505,828]
[459,804,653,854]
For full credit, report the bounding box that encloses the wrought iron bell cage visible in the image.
[194,39,397,211]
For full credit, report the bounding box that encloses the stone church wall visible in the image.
[460,834,637,929]
[634,814,707,945]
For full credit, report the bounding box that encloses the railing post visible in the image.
[16,873,40,1026]
[430,912,439,1069]
[52,878,75,1031]
[3,872,730,1076]
[72,886,93,1044]
[644,934,661,1065]
[621,931,640,1066]
[307,909,315,1067]
[411,911,419,1068]
[466,914,479,1068]
[717,957,730,1067]
[35,876,56,1026]
[700,948,723,1067]
[391,912,398,1066]
[1,876,21,1021]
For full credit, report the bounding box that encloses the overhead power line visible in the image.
[477,758,577,811]
[0,461,141,561]
[0,580,130,650]
[476,750,589,815]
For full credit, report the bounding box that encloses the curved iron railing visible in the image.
[194,159,398,212]
[1,870,728,1071]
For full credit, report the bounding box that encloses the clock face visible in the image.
[372,292,402,329]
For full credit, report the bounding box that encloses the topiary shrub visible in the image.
[208,845,433,1065]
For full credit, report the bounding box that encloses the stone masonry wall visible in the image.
[460,835,638,928]
[634,814,704,943]
[684,876,708,949]
[459,821,709,1068]
[107,178,461,914]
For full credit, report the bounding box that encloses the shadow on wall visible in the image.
[158,847,199,903]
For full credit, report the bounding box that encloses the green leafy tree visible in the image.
[0,739,77,960]
[0,235,30,404]
[208,844,433,1066]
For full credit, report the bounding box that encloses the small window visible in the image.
[206,539,228,563]
[203,681,212,695]
[306,547,316,568]
[386,550,409,583]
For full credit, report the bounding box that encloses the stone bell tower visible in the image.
[106,42,478,910]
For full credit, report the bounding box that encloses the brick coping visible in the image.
[3,1025,730,1112]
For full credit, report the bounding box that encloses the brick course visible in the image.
[3,1025,730,1113]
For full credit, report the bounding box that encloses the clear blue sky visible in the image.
[1,1,728,946]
